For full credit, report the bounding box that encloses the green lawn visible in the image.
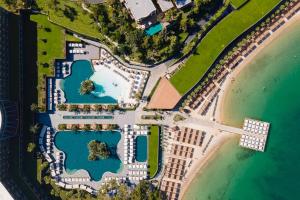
[148,125,160,178]
[36,0,104,40]
[230,0,249,9]
[179,32,189,43]
[170,0,281,95]
[30,14,65,107]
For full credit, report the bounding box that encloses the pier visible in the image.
[239,118,270,152]
[178,116,270,152]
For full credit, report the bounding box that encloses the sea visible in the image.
[183,19,300,200]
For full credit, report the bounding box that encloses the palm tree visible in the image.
[29,124,40,134]
[27,142,36,153]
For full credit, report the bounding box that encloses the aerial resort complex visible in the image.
[0,0,300,199]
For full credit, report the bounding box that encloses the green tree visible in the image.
[27,142,36,153]
[88,140,110,160]
[29,123,40,135]
[80,80,95,95]
[30,103,39,112]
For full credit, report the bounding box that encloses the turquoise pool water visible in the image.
[135,136,147,162]
[55,131,122,181]
[62,60,117,104]
[145,23,163,36]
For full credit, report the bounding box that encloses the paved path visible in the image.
[179,116,247,136]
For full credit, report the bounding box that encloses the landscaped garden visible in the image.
[148,125,160,178]
[30,14,65,109]
[170,0,281,95]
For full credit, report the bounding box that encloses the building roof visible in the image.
[147,78,182,109]
[124,0,156,21]
[157,0,174,12]
[0,182,14,200]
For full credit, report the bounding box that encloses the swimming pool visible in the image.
[55,131,122,181]
[62,60,130,104]
[135,136,148,162]
[89,65,131,103]
[145,23,163,36]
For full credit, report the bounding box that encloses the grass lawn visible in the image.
[179,32,189,43]
[230,0,249,9]
[170,0,281,95]
[36,0,104,40]
[30,14,65,107]
[148,125,160,178]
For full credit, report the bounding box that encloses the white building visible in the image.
[157,0,174,12]
[121,0,157,25]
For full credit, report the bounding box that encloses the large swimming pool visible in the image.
[55,131,122,181]
[135,136,147,162]
[62,60,130,104]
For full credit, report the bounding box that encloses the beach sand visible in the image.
[180,11,300,200]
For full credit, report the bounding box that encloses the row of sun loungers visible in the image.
[202,135,214,154]
[242,44,257,58]
[55,182,96,195]
[175,127,205,146]
[123,126,135,165]
[164,157,186,181]
[128,163,148,169]
[68,43,84,48]
[160,180,181,200]
[243,119,269,135]
[69,49,85,54]
[240,135,265,152]
[171,144,194,159]
[60,177,90,182]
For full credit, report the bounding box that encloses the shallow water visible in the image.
[183,20,300,200]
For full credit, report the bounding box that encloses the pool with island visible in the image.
[54,130,122,181]
[61,60,129,104]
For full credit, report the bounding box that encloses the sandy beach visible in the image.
[180,11,300,200]
[179,132,237,199]
[216,11,300,124]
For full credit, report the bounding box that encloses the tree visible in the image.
[130,180,165,200]
[82,105,91,113]
[94,105,102,112]
[83,124,91,131]
[88,140,110,160]
[57,104,67,111]
[80,80,95,95]
[58,124,67,130]
[71,124,79,131]
[30,103,39,112]
[69,104,79,112]
[95,124,102,131]
[29,123,40,134]
[27,142,36,153]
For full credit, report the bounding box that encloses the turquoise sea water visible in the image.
[135,136,148,162]
[62,60,117,104]
[184,20,300,200]
[54,131,122,181]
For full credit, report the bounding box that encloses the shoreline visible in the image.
[216,11,300,125]
[179,133,238,199]
[180,11,300,200]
